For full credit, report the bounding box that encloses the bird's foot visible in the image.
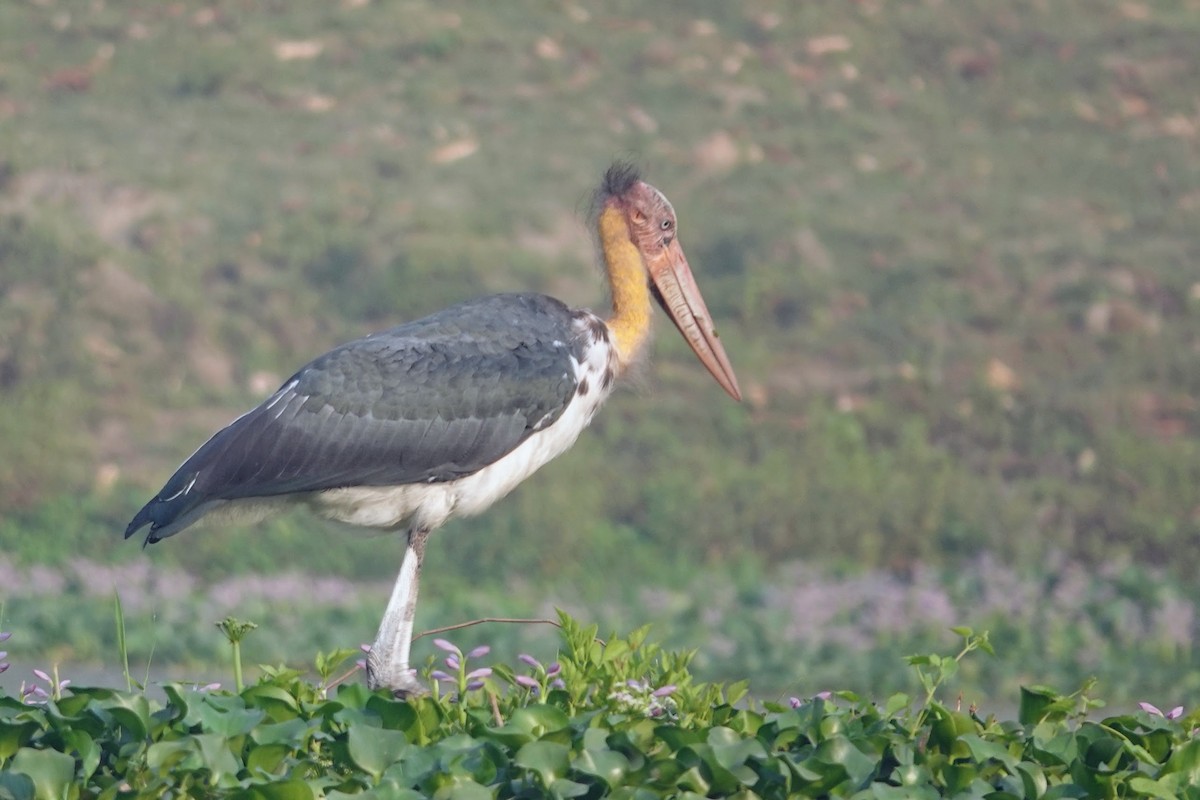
[365,655,428,700]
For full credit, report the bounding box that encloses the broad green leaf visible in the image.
[434,778,491,800]
[814,735,875,787]
[365,695,418,733]
[515,740,570,787]
[511,705,570,736]
[1162,739,1200,782]
[885,693,910,716]
[92,693,151,739]
[653,725,703,751]
[194,732,243,784]
[231,782,316,800]
[1016,763,1048,798]
[62,729,99,781]
[1129,776,1178,800]
[9,748,75,800]
[242,685,300,722]
[573,747,630,787]
[145,740,200,773]
[348,725,409,782]
[960,734,1017,769]
[246,743,290,774]
[0,771,35,800]
[549,778,589,798]
[198,699,266,738]
[0,721,40,761]
[252,718,317,747]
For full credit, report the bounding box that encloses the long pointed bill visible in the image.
[649,238,743,401]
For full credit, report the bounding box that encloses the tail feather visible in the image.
[124,472,216,545]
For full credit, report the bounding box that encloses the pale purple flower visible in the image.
[465,667,492,680]
[789,691,832,709]
[546,662,561,677]
[1139,702,1184,720]
[432,639,460,655]
[518,654,541,669]
[0,632,11,642]
[430,670,453,683]
[467,645,490,659]
[515,675,539,690]
[550,678,565,690]
[22,667,70,704]
[466,680,485,691]
[445,655,460,670]
[652,685,676,697]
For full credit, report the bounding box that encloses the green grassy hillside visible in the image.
[0,1,1198,704]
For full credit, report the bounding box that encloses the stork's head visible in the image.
[598,163,742,401]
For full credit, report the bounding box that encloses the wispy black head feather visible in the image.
[601,161,642,199]
[588,161,643,231]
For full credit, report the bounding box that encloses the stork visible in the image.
[126,163,741,697]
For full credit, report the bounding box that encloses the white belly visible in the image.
[308,319,615,532]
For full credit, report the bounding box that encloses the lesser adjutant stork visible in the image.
[127,164,741,697]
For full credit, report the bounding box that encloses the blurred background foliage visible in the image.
[0,0,1198,706]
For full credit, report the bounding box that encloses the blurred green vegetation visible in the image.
[0,0,1198,703]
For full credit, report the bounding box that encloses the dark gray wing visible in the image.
[126,293,583,543]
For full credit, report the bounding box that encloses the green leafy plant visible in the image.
[2,614,1198,798]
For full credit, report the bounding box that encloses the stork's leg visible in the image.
[366,526,430,698]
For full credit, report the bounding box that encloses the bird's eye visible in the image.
[660,219,674,231]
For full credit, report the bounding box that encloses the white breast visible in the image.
[308,313,616,532]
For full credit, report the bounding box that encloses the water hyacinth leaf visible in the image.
[866,785,939,800]
[348,725,410,782]
[676,745,740,794]
[245,742,291,775]
[251,717,317,747]
[90,695,152,738]
[572,746,630,787]
[885,693,910,716]
[548,778,589,798]
[1018,686,1072,725]
[242,685,300,722]
[1015,762,1048,798]
[194,732,243,783]
[1127,776,1177,800]
[1162,738,1200,781]
[198,699,265,739]
[366,694,419,734]
[381,747,439,789]
[433,778,491,800]
[335,682,372,710]
[814,735,875,786]
[0,771,35,800]
[9,748,75,800]
[675,765,711,796]
[146,739,201,773]
[478,721,534,749]
[62,729,99,782]
[959,734,1018,770]
[243,779,317,800]
[515,740,570,787]
[653,725,704,750]
[504,705,569,738]
[707,727,767,778]
[0,720,40,761]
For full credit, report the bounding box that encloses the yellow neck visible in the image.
[599,205,653,368]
